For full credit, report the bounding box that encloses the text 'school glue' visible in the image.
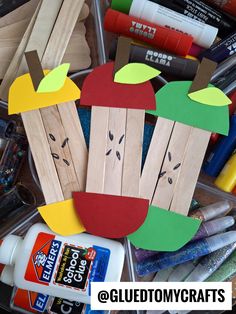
[147,0,236,38]
[215,153,236,192]
[200,31,236,62]
[109,40,199,79]
[203,114,236,177]
[206,0,236,17]
[189,200,233,221]
[0,265,102,314]
[111,0,218,48]
[104,9,193,56]
[0,223,125,304]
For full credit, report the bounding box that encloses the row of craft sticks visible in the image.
[0,0,88,204]
[0,0,91,82]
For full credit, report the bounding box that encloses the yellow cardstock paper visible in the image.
[9,70,81,114]
[38,199,85,236]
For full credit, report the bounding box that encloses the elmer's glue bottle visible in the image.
[0,223,125,304]
[0,265,103,314]
[10,288,104,314]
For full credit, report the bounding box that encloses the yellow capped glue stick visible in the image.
[215,154,236,192]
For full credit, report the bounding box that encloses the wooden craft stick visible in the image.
[39,0,86,195]
[140,117,175,202]
[0,3,90,79]
[103,107,127,196]
[0,0,40,28]
[122,109,145,197]
[20,0,64,203]
[152,123,192,209]
[21,111,64,203]
[0,2,42,101]
[86,107,109,193]
[0,0,63,100]
[170,128,211,215]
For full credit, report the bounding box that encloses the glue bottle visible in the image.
[0,223,125,304]
[0,265,103,314]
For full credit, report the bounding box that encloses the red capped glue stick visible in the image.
[104,9,193,56]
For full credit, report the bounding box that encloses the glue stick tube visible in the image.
[200,31,236,63]
[109,40,199,79]
[206,0,236,17]
[215,153,236,192]
[148,0,236,38]
[104,9,193,56]
[111,0,218,48]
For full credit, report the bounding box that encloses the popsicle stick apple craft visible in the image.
[128,57,231,251]
[3,0,87,236]
[73,37,202,251]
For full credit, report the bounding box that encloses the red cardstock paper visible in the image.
[73,192,149,238]
[80,62,156,110]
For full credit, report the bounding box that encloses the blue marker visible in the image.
[203,114,236,177]
[136,231,236,276]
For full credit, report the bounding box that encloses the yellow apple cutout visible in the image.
[8,64,81,115]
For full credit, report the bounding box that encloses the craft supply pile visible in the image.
[0,0,235,313]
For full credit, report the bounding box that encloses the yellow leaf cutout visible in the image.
[37,63,70,93]
[114,63,161,84]
[38,199,85,236]
[189,87,232,107]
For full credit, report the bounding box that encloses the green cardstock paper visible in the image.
[37,63,70,93]
[128,205,201,252]
[147,81,229,136]
[114,63,161,84]
[189,87,232,107]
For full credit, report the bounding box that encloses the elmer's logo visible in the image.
[29,291,49,312]
[33,239,61,283]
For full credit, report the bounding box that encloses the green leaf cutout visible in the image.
[128,205,201,252]
[37,63,70,93]
[189,87,232,106]
[114,63,161,84]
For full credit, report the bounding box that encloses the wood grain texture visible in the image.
[40,106,80,199]
[58,102,88,191]
[0,3,90,79]
[40,0,87,196]
[22,110,64,203]
[0,3,41,101]
[1,0,64,203]
[104,108,127,196]
[170,128,211,215]
[152,123,192,209]
[86,106,110,193]
[140,117,175,202]
[122,109,144,197]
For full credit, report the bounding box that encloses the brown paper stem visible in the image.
[189,57,218,93]
[25,50,44,90]
[113,36,132,75]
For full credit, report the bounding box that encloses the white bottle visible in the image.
[0,223,125,304]
[129,0,218,48]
